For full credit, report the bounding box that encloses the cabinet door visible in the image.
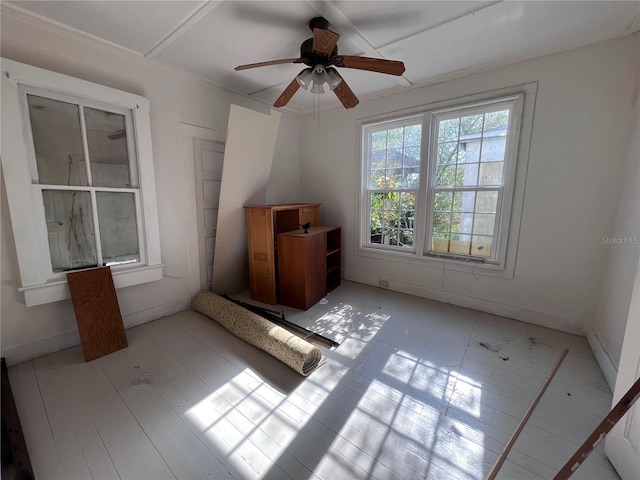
[245,207,277,304]
[278,233,325,310]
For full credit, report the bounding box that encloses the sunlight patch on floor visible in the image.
[448,370,483,417]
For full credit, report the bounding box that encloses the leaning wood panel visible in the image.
[67,266,127,362]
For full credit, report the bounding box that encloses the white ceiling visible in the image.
[6,1,640,113]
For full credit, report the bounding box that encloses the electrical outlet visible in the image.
[378,279,389,288]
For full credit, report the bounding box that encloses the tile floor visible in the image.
[8,281,619,479]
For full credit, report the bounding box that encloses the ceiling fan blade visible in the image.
[235,58,304,71]
[312,28,340,55]
[273,78,301,108]
[332,72,359,109]
[332,55,405,76]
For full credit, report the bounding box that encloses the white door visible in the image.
[605,256,640,479]
[193,138,225,291]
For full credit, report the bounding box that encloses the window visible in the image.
[1,59,162,306]
[360,86,535,273]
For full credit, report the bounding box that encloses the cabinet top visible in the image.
[277,225,340,237]
[244,203,320,210]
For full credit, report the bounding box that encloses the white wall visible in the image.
[589,46,640,388]
[300,35,639,336]
[0,7,301,364]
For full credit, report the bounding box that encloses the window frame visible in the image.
[358,83,537,277]
[1,58,162,306]
[21,85,146,276]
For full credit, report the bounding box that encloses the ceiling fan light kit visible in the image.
[296,64,342,93]
[235,17,405,109]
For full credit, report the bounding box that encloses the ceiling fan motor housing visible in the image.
[309,17,329,31]
[300,38,337,66]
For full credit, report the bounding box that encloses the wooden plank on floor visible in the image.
[67,266,127,362]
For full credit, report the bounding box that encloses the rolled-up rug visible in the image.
[192,291,322,376]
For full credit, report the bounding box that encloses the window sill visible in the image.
[18,264,164,307]
[356,246,515,279]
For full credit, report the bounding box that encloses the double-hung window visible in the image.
[1,59,162,306]
[361,86,535,272]
[26,90,142,272]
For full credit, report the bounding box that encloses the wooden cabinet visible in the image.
[244,203,320,304]
[277,226,341,310]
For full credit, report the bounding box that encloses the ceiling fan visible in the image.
[235,17,405,109]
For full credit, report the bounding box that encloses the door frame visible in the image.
[179,123,226,298]
[605,254,640,479]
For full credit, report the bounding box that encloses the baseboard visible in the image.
[586,327,617,391]
[2,297,192,366]
[342,270,584,335]
[122,297,192,329]
[1,329,81,366]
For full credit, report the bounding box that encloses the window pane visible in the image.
[370,169,385,188]
[433,212,451,233]
[480,136,506,163]
[370,123,422,192]
[387,148,403,168]
[380,174,397,188]
[369,190,414,248]
[42,190,96,272]
[436,165,456,186]
[84,107,132,188]
[96,192,140,266]
[456,145,468,164]
[438,118,459,143]
[454,212,473,234]
[454,191,476,213]
[28,95,88,186]
[472,235,493,257]
[399,192,415,248]
[479,162,504,185]
[437,142,457,166]
[475,191,498,213]
[372,130,387,150]
[404,125,422,147]
[455,163,478,187]
[370,192,385,243]
[460,114,484,136]
[431,231,449,252]
[484,109,510,131]
[473,213,496,235]
[434,191,453,212]
[404,167,420,188]
[387,127,404,149]
[371,149,386,168]
[450,234,471,254]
